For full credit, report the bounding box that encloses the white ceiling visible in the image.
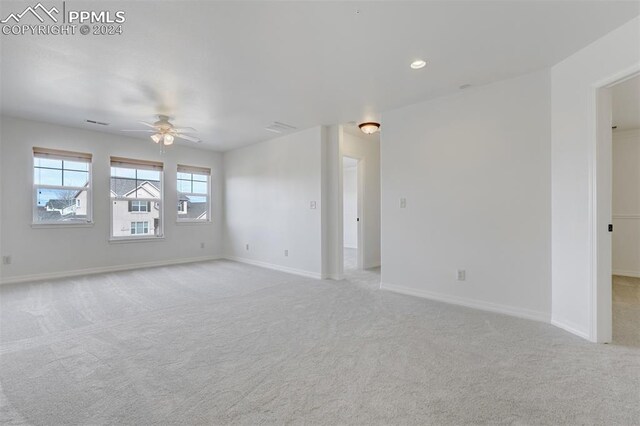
[1,1,639,151]
[612,74,640,131]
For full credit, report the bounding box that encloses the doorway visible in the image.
[343,156,361,270]
[610,75,640,346]
[593,70,640,344]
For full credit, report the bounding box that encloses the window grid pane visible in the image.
[111,164,163,238]
[177,169,209,221]
[33,152,92,224]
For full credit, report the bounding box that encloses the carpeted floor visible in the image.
[1,260,639,425]
[613,275,640,347]
[344,247,357,270]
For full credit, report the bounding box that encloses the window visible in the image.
[177,165,210,222]
[110,157,163,239]
[129,200,150,212]
[130,221,149,235]
[33,147,92,224]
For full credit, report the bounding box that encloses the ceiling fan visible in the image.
[122,115,201,145]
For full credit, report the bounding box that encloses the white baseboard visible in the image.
[550,316,591,341]
[224,256,322,280]
[380,282,550,323]
[0,255,222,285]
[343,245,357,249]
[613,269,640,278]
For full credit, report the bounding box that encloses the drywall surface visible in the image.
[380,70,552,321]
[612,129,640,277]
[551,17,640,340]
[223,127,323,277]
[341,131,381,268]
[0,116,223,283]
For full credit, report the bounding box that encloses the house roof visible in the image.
[111,178,160,198]
[45,199,74,209]
[185,201,208,219]
[37,208,63,221]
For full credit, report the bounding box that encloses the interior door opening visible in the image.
[610,74,640,347]
[343,156,361,270]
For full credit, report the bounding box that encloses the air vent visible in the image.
[265,121,297,134]
[86,119,109,126]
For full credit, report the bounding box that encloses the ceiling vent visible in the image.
[86,119,109,126]
[265,121,297,134]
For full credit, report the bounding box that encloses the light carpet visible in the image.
[1,260,639,425]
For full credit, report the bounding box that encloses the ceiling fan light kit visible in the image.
[122,114,202,147]
[358,122,380,135]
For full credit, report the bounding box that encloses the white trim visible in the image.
[612,214,640,219]
[323,273,344,280]
[613,270,640,278]
[551,316,590,340]
[380,282,550,323]
[224,256,322,280]
[0,256,222,285]
[612,128,640,139]
[31,222,94,229]
[175,220,212,225]
[108,236,165,244]
[590,66,640,343]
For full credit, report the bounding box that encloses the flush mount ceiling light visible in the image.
[410,59,427,70]
[359,122,380,135]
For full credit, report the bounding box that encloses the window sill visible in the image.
[109,236,165,244]
[31,222,94,229]
[176,220,212,225]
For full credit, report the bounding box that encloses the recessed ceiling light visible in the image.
[410,60,427,70]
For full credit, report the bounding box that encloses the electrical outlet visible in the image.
[284,249,289,257]
[457,270,466,281]
[2,256,11,265]
[400,198,407,208]
[245,244,249,251]
[200,242,205,249]
[310,201,317,209]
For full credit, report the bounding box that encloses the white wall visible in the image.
[223,127,324,278]
[550,17,640,341]
[612,129,640,277]
[380,70,552,322]
[342,164,358,249]
[341,131,381,269]
[0,116,223,283]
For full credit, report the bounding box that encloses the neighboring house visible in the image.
[43,187,88,220]
[111,179,161,237]
[178,196,208,220]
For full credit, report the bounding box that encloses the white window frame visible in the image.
[176,164,211,223]
[109,157,164,242]
[129,200,150,213]
[32,147,93,227]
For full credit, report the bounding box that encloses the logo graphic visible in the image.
[1,2,59,23]
[1,2,126,36]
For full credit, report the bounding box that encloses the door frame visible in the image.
[341,154,364,271]
[591,66,640,343]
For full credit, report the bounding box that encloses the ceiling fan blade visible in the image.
[138,121,158,129]
[122,129,155,132]
[175,133,202,143]
[172,127,197,132]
